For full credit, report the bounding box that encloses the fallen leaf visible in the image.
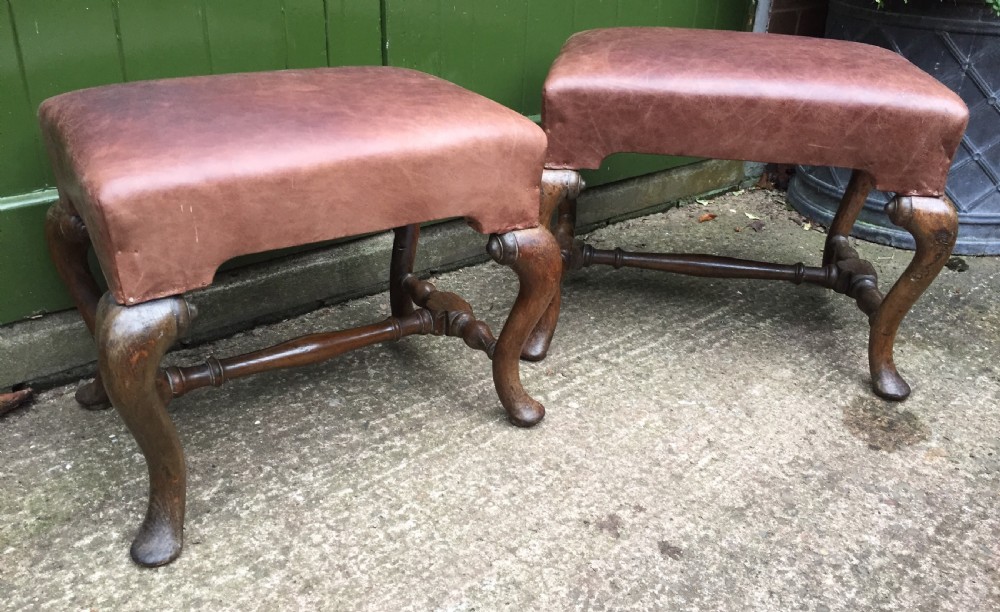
[803,222,813,231]
[744,212,761,220]
[748,220,766,232]
[0,388,33,417]
[696,199,710,206]
[698,213,717,223]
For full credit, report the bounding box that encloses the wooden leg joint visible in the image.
[402,274,498,357]
[823,236,884,318]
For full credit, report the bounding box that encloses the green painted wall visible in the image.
[0,0,751,324]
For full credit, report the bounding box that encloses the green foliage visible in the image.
[874,0,1000,15]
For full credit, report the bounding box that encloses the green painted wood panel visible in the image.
[326,0,383,66]
[0,196,80,321]
[204,0,288,73]
[284,0,329,68]
[7,0,124,194]
[0,2,47,197]
[11,0,124,101]
[115,1,213,80]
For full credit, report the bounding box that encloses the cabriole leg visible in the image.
[45,200,110,408]
[520,170,583,361]
[488,227,561,427]
[869,196,957,400]
[97,294,195,566]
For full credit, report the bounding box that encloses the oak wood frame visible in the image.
[46,204,559,567]
[534,167,958,401]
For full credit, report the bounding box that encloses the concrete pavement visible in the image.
[2,187,998,610]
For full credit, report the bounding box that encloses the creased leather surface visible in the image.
[39,67,546,305]
[543,27,968,196]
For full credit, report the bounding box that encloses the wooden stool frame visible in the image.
[531,168,958,400]
[46,202,559,567]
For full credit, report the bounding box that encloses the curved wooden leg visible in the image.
[389,225,419,318]
[487,227,561,427]
[520,170,582,362]
[869,196,957,400]
[97,294,195,566]
[45,200,110,409]
[823,169,876,266]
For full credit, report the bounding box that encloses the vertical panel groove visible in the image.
[519,0,531,113]
[379,0,388,65]
[436,0,443,76]
[321,0,330,66]
[200,0,214,73]
[280,0,289,68]
[110,0,128,81]
[5,0,33,105]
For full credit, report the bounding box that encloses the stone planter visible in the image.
[788,0,1000,254]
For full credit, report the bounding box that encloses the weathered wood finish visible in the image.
[97,294,194,567]
[390,224,420,318]
[869,195,958,399]
[487,227,562,427]
[521,169,584,361]
[165,226,559,428]
[163,271,505,398]
[539,169,957,400]
[824,170,877,266]
[165,313,436,396]
[62,222,557,566]
[44,200,110,409]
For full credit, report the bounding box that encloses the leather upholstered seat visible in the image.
[40,67,546,305]
[542,27,968,197]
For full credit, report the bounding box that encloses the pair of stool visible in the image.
[42,28,967,566]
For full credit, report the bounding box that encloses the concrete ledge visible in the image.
[0,159,743,390]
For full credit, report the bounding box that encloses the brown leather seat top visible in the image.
[40,67,546,305]
[543,28,968,196]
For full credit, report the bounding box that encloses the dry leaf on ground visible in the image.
[0,388,33,417]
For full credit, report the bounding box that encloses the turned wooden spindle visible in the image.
[165,310,436,397]
[401,274,497,356]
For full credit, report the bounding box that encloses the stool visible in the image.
[531,27,968,399]
[41,67,559,566]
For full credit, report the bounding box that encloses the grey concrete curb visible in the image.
[0,160,743,390]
